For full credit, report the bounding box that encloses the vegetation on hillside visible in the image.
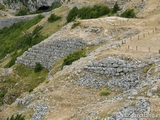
[0,15,46,67]
[67,5,112,22]
[120,8,136,18]
[0,64,48,105]
[0,3,5,10]
[7,114,25,120]
[62,50,86,67]
[67,3,136,23]
[15,7,29,16]
[48,13,61,23]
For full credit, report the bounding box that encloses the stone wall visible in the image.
[75,55,148,90]
[16,38,86,70]
[0,12,51,29]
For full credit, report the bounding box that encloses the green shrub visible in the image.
[0,90,7,98]
[121,8,136,18]
[71,21,81,29]
[112,2,121,13]
[16,8,29,16]
[0,3,5,10]
[62,50,86,67]
[99,89,111,96]
[34,62,43,72]
[7,114,25,120]
[67,5,111,22]
[67,6,79,23]
[29,88,33,93]
[48,14,61,23]
[4,24,45,68]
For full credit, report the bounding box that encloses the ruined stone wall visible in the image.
[0,12,51,29]
[16,38,86,70]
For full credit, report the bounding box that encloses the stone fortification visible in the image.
[16,38,86,70]
[0,12,51,29]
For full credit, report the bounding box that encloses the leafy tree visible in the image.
[67,6,79,22]
[112,2,121,13]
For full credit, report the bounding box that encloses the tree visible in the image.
[112,2,121,13]
[67,6,79,22]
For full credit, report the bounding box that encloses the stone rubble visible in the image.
[31,103,48,120]
[107,98,150,120]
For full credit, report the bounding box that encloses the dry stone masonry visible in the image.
[16,38,86,70]
[75,55,148,91]
[107,98,151,120]
[0,12,51,29]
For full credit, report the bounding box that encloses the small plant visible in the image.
[0,90,7,97]
[71,21,81,29]
[34,62,43,72]
[62,50,86,67]
[7,114,25,120]
[29,88,33,93]
[99,88,111,96]
[0,3,5,10]
[16,7,29,16]
[121,8,136,18]
[48,14,61,23]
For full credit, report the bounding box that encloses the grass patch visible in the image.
[71,20,81,29]
[62,50,86,67]
[41,19,64,36]
[99,88,111,96]
[0,64,48,105]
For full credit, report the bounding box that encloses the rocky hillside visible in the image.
[0,0,160,120]
[0,0,65,12]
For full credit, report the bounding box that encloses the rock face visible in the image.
[16,38,86,70]
[2,0,66,11]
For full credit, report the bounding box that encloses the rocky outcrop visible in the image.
[2,0,66,11]
[16,38,86,70]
